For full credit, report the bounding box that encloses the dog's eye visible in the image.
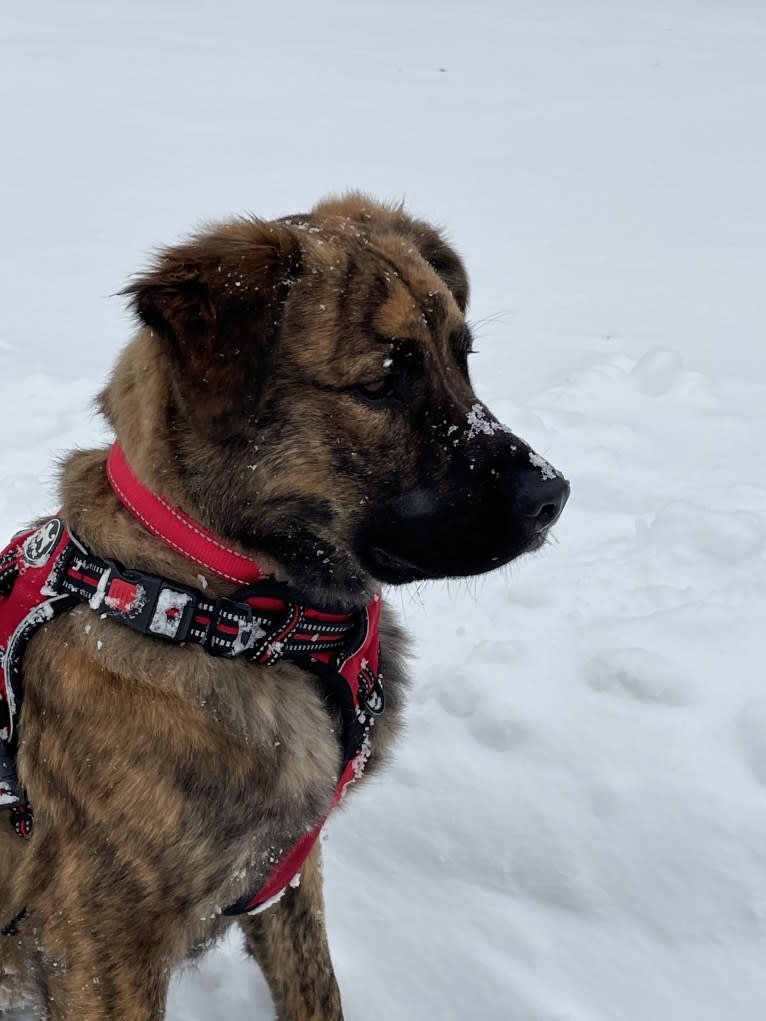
[353,377,398,404]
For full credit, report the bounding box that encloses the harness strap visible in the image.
[1,498,385,921]
[58,548,360,665]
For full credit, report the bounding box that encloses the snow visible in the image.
[149,588,192,638]
[466,402,505,439]
[2,2,766,1019]
[87,570,111,611]
[528,450,558,481]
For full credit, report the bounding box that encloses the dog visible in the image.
[0,194,568,1019]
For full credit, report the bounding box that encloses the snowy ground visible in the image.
[2,2,766,1018]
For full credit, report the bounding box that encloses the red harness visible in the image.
[0,444,384,917]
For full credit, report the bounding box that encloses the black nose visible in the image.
[517,470,570,533]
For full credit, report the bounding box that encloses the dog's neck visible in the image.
[106,442,266,587]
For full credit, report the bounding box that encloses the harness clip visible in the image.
[98,562,198,644]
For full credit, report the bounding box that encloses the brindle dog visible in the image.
[0,194,568,1019]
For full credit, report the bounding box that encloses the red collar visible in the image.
[106,442,265,586]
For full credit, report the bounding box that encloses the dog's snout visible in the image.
[516,467,570,534]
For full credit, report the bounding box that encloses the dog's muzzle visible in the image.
[357,433,570,584]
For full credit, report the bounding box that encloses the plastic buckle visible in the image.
[146,583,198,642]
[100,562,197,644]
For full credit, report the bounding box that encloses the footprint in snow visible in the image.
[412,666,475,717]
[637,502,764,563]
[469,713,530,752]
[630,348,683,397]
[737,699,766,788]
[416,663,530,750]
[471,638,526,665]
[584,647,694,706]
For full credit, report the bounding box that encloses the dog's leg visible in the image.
[20,889,171,1021]
[38,948,169,1021]
[36,951,169,1021]
[240,843,343,1021]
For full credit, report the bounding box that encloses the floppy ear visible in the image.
[122,220,302,438]
[402,217,470,313]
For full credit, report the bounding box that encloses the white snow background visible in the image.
[2,2,766,1018]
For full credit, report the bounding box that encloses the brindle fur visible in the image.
[0,194,567,1019]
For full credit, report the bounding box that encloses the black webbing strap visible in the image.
[55,545,362,665]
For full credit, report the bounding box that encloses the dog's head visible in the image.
[107,194,568,606]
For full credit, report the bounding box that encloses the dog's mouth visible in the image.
[366,546,438,584]
[361,526,556,586]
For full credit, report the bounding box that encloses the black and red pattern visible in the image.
[0,519,76,750]
[9,801,33,839]
[56,551,362,664]
[0,549,20,597]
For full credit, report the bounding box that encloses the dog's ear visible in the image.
[312,193,470,313]
[122,221,302,438]
[401,217,470,313]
